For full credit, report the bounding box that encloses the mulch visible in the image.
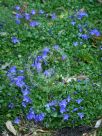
[54,126,94,136]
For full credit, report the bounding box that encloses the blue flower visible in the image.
[14,76,25,87]
[51,13,56,20]
[36,62,42,73]
[62,55,67,60]
[60,106,66,113]
[18,70,24,74]
[15,19,21,24]
[45,100,57,108]
[63,114,70,120]
[36,56,43,62]
[23,95,32,103]
[35,113,45,122]
[14,117,20,124]
[80,34,89,40]
[24,13,30,20]
[42,47,50,54]
[27,108,35,120]
[33,56,43,72]
[67,95,71,103]
[53,45,59,50]
[42,47,50,58]
[21,87,30,96]
[15,13,23,19]
[100,46,102,50]
[31,10,36,15]
[90,29,101,36]
[71,21,76,26]
[39,10,44,14]
[77,11,88,19]
[59,99,67,108]
[15,6,20,11]
[76,99,83,104]
[72,108,78,112]
[9,66,16,73]
[11,37,20,44]
[8,103,14,109]
[22,101,27,108]
[30,21,39,27]
[77,112,84,119]
[44,68,54,77]
[73,42,78,46]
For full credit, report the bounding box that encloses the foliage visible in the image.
[0,0,102,132]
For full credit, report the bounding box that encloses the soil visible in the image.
[55,126,94,136]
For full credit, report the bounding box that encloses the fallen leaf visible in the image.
[94,119,102,128]
[6,121,17,136]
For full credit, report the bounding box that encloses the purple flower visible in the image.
[42,47,50,58]
[15,13,23,19]
[30,21,39,27]
[22,101,27,108]
[67,95,71,103]
[100,46,102,50]
[90,29,101,36]
[42,47,50,54]
[73,108,78,112]
[15,6,20,10]
[36,62,42,73]
[80,42,83,45]
[62,55,67,60]
[45,100,57,108]
[71,21,76,26]
[15,19,21,24]
[63,114,70,120]
[9,66,16,73]
[39,10,44,14]
[24,13,30,20]
[18,70,24,74]
[77,11,88,19]
[44,69,54,77]
[33,56,43,72]
[59,99,67,108]
[73,42,78,46]
[51,13,56,20]
[8,103,14,109]
[60,107,66,113]
[23,95,32,103]
[14,117,20,124]
[77,112,84,119]
[35,113,45,122]
[31,10,36,15]
[81,34,89,40]
[77,79,81,82]
[27,108,35,120]
[14,76,25,87]
[36,56,43,62]
[53,45,59,50]
[21,87,30,96]
[76,99,83,104]
[11,37,20,44]
[78,24,83,32]
[44,70,51,77]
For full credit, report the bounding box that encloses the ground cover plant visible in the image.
[0,0,102,135]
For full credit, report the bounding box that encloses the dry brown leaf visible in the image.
[6,121,17,136]
[95,119,102,128]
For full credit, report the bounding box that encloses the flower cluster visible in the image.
[69,10,101,47]
[7,66,45,124]
[5,4,101,129]
[45,95,84,121]
[31,46,67,77]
